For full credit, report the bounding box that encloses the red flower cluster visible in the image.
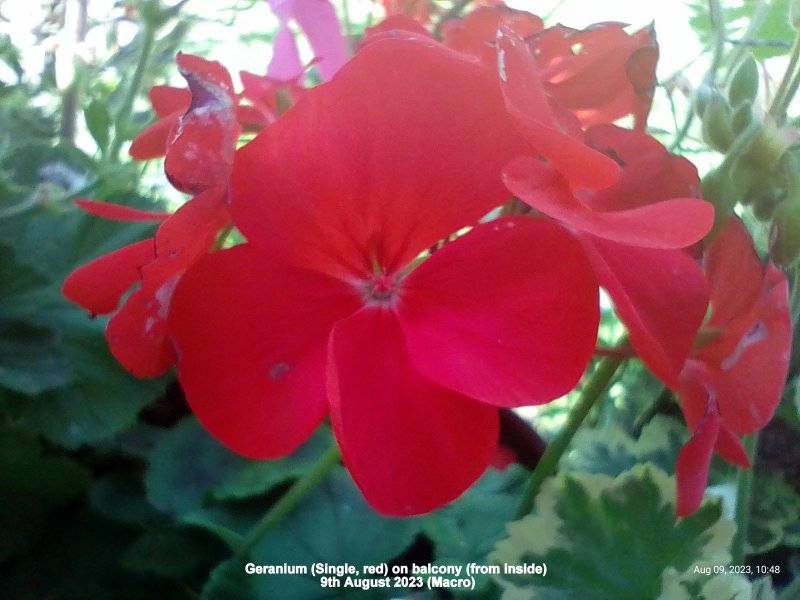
[64,5,791,517]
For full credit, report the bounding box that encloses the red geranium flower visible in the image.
[528,22,658,130]
[65,54,236,376]
[167,37,600,515]
[675,218,791,516]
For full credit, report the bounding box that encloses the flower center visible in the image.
[362,274,399,306]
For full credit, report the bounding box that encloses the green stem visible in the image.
[777,577,800,600]
[706,0,727,86]
[515,354,626,517]
[731,433,758,565]
[722,0,770,85]
[0,195,40,219]
[770,33,800,122]
[234,443,341,559]
[109,24,157,161]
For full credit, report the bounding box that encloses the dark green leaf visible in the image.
[0,427,90,562]
[4,312,167,448]
[89,472,162,527]
[146,418,330,515]
[202,468,421,600]
[122,526,227,578]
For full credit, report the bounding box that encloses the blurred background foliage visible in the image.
[0,0,799,599]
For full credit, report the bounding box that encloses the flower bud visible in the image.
[741,117,793,170]
[771,201,800,265]
[701,90,734,152]
[728,55,759,108]
[731,101,753,136]
[137,0,170,28]
[694,83,714,117]
[752,188,782,221]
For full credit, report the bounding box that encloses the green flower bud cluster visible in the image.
[697,54,799,263]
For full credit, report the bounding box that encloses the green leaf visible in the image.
[146,418,330,515]
[748,470,800,553]
[490,465,735,600]
[85,99,111,153]
[688,0,794,60]
[122,526,227,578]
[658,567,776,600]
[202,468,421,600]
[424,466,527,569]
[0,427,91,562]
[89,472,162,527]
[0,320,73,394]
[561,415,686,477]
[0,244,73,393]
[211,429,331,501]
[4,311,167,448]
[0,508,176,600]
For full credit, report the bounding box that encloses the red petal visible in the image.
[504,156,714,248]
[106,280,178,377]
[62,240,154,316]
[328,307,498,515]
[583,128,702,212]
[399,217,598,407]
[104,189,230,378]
[704,217,765,328]
[169,244,360,458]
[708,271,790,433]
[148,85,191,117]
[442,7,543,64]
[231,37,525,278]
[165,54,239,194]
[715,425,750,468]
[676,406,720,517]
[75,198,170,222]
[581,236,709,388]
[130,114,179,160]
[143,187,229,290]
[496,26,620,191]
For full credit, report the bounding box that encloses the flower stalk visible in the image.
[109,23,157,161]
[516,353,626,517]
[234,442,341,560]
[731,432,758,565]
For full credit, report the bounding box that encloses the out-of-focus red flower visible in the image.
[167,38,600,516]
[505,121,713,390]
[266,0,348,82]
[675,218,791,516]
[364,14,430,39]
[504,124,713,249]
[529,22,658,130]
[380,0,435,23]
[442,6,543,65]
